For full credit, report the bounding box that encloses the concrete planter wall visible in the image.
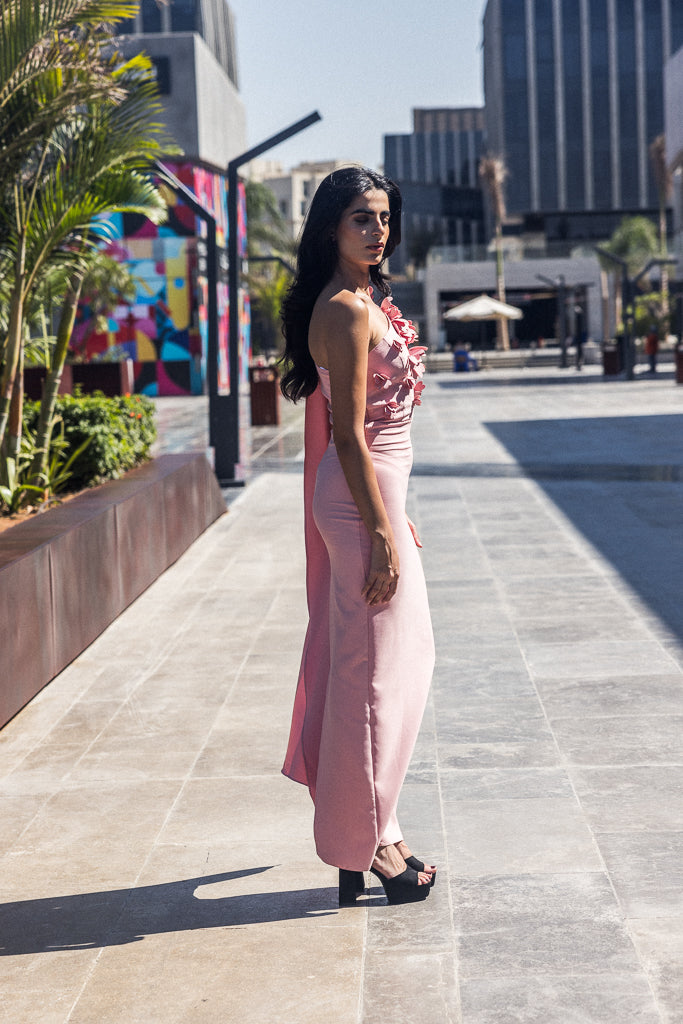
[0,453,226,729]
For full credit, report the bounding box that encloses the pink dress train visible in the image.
[282,300,435,872]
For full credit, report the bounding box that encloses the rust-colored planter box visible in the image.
[24,360,135,400]
[0,453,226,729]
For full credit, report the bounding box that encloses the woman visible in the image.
[280,167,435,905]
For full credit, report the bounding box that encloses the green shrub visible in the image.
[23,391,157,489]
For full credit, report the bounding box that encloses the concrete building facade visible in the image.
[117,0,246,170]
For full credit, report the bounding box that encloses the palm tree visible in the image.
[649,133,672,322]
[0,1,136,189]
[0,3,176,471]
[479,154,510,350]
[22,60,177,483]
[0,0,137,457]
[244,180,294,357]
[597,215,660,344]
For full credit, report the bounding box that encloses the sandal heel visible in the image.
[338,869,365,906]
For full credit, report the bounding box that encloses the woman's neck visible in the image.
[332,259,371,295]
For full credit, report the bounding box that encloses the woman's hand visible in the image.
[362,533,400,605]
[406,516,423,548]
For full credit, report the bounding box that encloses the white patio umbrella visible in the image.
[444,294,523,321]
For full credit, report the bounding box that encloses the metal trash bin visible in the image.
[676,346,683,385]
[249,365,280,426]
[602,345,620,376]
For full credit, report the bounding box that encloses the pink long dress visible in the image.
[282,299,435,872]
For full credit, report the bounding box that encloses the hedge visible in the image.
[23,391,157,489]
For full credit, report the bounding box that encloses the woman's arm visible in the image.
[320,294,399,606]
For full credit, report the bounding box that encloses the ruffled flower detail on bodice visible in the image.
[318,295,427,432]
[379,297,427,409]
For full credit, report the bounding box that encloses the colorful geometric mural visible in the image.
[71,162,250,397]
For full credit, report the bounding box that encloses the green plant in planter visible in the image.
[23,391,156,490]
[0,455,45,513]
[32,419,93,500]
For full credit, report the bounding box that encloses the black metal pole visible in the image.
[153,161,221,457]
[622,270,635,380]
[558,275,568,368]
[205,217,220,449]
[216,112,322,484]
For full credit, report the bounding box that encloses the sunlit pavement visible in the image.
[1,363,682,1023]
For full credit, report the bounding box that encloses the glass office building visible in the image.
[484,0,683,233]
[383,108,486,272]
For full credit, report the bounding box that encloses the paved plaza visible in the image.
[1,363,683,1023]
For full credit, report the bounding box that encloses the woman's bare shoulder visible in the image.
[312,287,370,333]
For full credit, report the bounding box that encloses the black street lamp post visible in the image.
[536,273,568,368]
[213,111,321,485]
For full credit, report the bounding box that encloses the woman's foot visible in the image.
[369,845,431,904]
[395,840,437,886]
[372,845,431,886]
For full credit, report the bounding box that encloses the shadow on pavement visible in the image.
[0,868,341,955]
[484,414,683,644]
[436,370,676,389]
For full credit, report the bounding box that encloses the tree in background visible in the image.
[649,134,672,325]
[479,154,510,350]
[244,180,294,358]
[598,215,660,335]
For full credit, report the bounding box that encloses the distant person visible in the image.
[279,168,435,906]
[644,327,659,374]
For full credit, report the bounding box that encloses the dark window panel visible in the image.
[563,0,584,209]
[141,0,162,32]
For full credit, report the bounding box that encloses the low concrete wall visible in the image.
[0,453,226,729]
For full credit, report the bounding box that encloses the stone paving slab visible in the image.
[1,366,683,1022]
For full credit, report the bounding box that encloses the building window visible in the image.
[302,180,311,197]
[141,0,162,33]
[300,200,307,216]
[617,0,638,207]
[535,0,558,210]
[562,0,584,209]
[590,0,611,208]
[170,0,196,32]
[279,200,288,217]
[151,56,171,94]
[501,0,531,211]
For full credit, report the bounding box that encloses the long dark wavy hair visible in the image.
[279,166,402,402]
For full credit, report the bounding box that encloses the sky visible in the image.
[228,0,488,172]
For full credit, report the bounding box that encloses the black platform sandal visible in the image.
[338,869,366,906]
[369,863,431,905]
[404,855,437,888]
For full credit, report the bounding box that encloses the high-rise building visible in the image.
[383,108,486,273]
[117,0,246,170]
[484,0,683,239]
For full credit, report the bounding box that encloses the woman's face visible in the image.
[334,189,391,269]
